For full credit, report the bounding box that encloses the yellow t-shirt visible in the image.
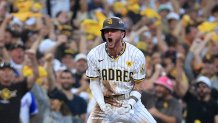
[22,65,47,85]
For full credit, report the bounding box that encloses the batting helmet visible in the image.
[101,17,126,41]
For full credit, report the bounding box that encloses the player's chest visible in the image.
[96,55,135,71]
[96,55,135,81]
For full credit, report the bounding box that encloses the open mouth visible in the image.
[108,38,113,43]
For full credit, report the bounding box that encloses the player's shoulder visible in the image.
[87,42,106,57]
[125,42,145,57]
[126,42,140,51]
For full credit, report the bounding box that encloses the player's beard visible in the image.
[107,35,122,50]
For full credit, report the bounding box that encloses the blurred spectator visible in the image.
[7,43,25,73]
[38,38,56,55]
[71,73,90,102]
[53,11,73,39]
[45,54,87,123]
[142,76,183,123]
[43,94,73,123]
[0,50,39,123]
[73,53,87,88]
[30,83,50,123]
[46,0,70,18]
[0,1,10,24]
[88,0,106,12]
[0,0,218,122]
[59,49,76,73]
[20,91,38,123]
[214,55,218,87]
[184,24,199,48]
[175,75,218,123]
[158,4,172,34]
[71,0,88,29]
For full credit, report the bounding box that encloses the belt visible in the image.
[104,94,129,100]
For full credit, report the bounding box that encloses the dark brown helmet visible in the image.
[101,17,126,41]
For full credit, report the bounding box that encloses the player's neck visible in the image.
[106,41,124,58]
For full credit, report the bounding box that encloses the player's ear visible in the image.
[121,31,125,38]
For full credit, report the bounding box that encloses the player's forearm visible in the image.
[128,90,141,108]
[133,80,144,92]
[128,81,144,107]
[89,78,105,106]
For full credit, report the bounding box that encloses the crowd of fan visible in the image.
[0,0,218,123]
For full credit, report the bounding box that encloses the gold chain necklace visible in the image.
[105,41,125,59]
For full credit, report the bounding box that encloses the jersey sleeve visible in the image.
[85,50,100,78]
[132,50,146,83]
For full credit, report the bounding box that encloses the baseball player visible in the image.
[86,17,156,123]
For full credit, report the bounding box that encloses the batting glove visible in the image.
[99,103,113,114]
[118,91,141,115]
[117,103,132,115]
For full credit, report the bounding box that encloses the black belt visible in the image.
[104,94,129,100]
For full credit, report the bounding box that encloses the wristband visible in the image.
[128,91,141,107]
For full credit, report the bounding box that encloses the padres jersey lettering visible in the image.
[86,42,146,96]
[101,69,133,82]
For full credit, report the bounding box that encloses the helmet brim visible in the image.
[100,26,125,31]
